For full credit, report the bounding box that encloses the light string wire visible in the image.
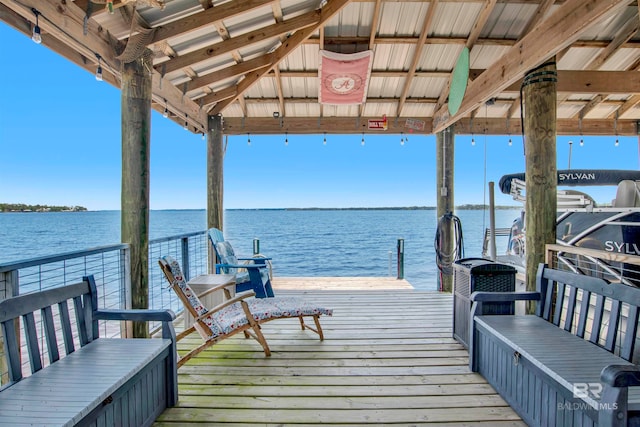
[14,1,118,79]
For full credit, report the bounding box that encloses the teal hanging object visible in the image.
[448,47,470,116]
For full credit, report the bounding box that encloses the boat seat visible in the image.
[614,180,640,207]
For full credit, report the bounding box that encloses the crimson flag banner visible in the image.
[318,50,373,105]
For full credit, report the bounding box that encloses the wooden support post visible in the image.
[207,115,224,272]
[436,126,455,292]
[121,56,152,338]
[523,60,557,299]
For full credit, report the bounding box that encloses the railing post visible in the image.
[121,246,133,338]
[1,270,19,385]
[181,236,191,281]
[253,238,260,255]
[397,239,405,280]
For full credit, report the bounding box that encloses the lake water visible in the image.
[0,208,521,291]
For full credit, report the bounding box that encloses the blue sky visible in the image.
[1,23,639,211]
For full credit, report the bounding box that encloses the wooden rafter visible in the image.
[432,0,632,134]
[585,13,639,71]
[572,12,639,119]
[397,0,439,116]
[433,0,497,115]
[503,0,555,117]
[1,0,207,129]
[156,10,320,75]
[272,1,285,117]
[368,0,382,50]
[609,94,640,118]
[274,67,285,117]
[209,0,351,115]
[148,0,274,46]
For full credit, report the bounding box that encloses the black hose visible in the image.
[434,212,465,277]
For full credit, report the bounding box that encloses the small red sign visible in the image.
[368,115,388,130]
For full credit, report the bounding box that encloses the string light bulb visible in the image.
[31,9,42,44]
[615,138,619,147]
[471,135,475,146]
[184,114,188,130]
[400,133,404,146]
[323,132,327,145]
[508,136,512,146]
[361,133,365,146]
[95,55,103,81]
[201,133,205,141]
[285,132,288,146]
[580,138,584,147]
[163,99,169,118]
[247,133,251,146]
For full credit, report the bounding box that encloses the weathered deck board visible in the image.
[156,287,524,426]
[271,276,414,290]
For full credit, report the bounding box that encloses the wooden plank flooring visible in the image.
[271,277,414,290]
[155,286,525,426]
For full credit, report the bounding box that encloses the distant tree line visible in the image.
[0,203,87,212]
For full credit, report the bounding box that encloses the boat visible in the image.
[483,169,640,287]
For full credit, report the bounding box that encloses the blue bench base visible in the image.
[0,339,173,427]
[474,315,640,427]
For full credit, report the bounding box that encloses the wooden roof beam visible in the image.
[220,116,640,136]
[308,35,640,49]
[368,0,382,50]
[156,9,321,75]
[209,0,352,115]
[148,0,275,46]
[432,0,633,134]
[192,67,640,100]
[397,0,439,116]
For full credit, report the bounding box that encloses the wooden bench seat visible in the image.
[469,264,640,427]
[0,276,178,427]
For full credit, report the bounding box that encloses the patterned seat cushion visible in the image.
[246,297,333,322]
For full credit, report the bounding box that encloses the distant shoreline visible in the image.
[0,203,87,213]
[1,205,521,213]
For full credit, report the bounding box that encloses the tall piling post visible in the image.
[207,115,224,272]
[121,55,152,338]
[436,126,455,292]
[522,60,558,297]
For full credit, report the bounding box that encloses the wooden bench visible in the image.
[469,263,640,427]
[0,275,178,426]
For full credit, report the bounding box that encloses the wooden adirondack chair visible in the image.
[159,256,332,367]
[159,256,271,366]
[208,228,274,298]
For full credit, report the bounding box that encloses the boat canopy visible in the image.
[499,170,640,195]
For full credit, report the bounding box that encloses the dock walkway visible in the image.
[155,278,524,426]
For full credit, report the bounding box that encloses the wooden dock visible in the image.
[155,279,524,426]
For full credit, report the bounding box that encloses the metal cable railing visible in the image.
[0,230,209,383]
